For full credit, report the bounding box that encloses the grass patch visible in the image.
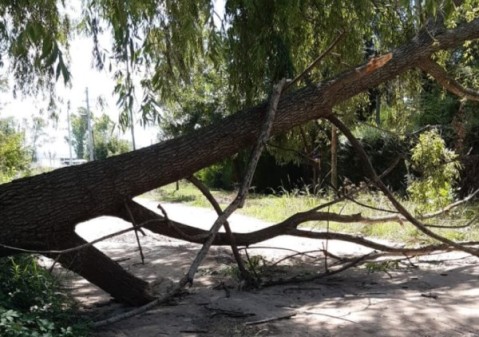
[149,181,479,244]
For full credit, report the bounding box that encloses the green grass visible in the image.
[148,181,479,245]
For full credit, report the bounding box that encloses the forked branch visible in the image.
[325,114,479,257]
[418,57,479,101]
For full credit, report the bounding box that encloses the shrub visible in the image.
[407,130,461,213]
[0,255,89,337]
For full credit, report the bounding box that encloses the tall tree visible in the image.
[0,1,479,305]
[91,113,130,160]
[69,109,88,159]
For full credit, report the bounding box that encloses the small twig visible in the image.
[285,30,345,90]
[262,252,373,287]
[48,254,61,273]
[421,292,439,299]
[125,200,145,264]
[241,246,319,259]
[0,219,158,255]
[324,206,331,273]
[343,193,398,214]
[425,215,478,229]
[243,247,261,282]
[245,313,297,326]
[269,249,335,267]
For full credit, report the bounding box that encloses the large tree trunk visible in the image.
[51,234,154,306]
[1,19,479,305]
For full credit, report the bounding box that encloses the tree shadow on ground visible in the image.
[48,218,479,337]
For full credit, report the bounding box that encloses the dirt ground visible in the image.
[49,199,479,336]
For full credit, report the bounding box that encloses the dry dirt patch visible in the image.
[49,200,479,337]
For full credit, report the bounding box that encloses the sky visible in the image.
[0,32,159,164]
[0,0,226,166]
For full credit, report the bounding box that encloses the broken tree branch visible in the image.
[187,175,253,284]
[120,199,479,256]
[285,30,346,90]
[418,57,479,101]
[124,200,145,264]
[325,114,479,257]
[180,78,287,286]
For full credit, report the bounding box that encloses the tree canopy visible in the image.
[1,0,478,125]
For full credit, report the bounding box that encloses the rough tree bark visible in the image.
[1,18,479,305]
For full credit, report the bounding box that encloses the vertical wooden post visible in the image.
[331,125,338,190]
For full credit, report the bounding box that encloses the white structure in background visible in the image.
[60,158,87,166]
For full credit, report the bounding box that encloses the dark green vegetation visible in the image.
[0,255,89,337]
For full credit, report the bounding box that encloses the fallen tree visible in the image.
[2,17,479,306]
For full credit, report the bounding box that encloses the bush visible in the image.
[0,255,89,337]
[407,130,461,212]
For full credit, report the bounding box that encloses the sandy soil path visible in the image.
[55,199,479,337]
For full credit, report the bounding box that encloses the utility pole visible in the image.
[66,101,73,163]
[129,104,136,150]
[85,87,95,161]
[126,60,136,151]
[331,125,338,190]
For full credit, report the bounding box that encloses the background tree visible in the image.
[69,108,88,159]
[0,118,31,183]
[90,113,130,160]
[27,116,48,162]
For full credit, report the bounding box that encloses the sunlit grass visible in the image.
[148,181,479,244]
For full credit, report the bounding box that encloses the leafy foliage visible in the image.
[0,0,71,97]
[69,111,129,160]
[69,110,88,160]
[407,130,461,212]
[0,255,89,337]
[90,113,130,160]
[0,118,31,183]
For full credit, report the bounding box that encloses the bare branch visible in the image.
[115,199,479,256]
[0,219,154,255]
[180,78,287,286]
[187,175,253,283]
[124,200,145,264]
[285,30,346,90]
[421,189,479,219]
[262,252,373,287]
[418,57,479,101]
[309,155,403,212]
[326,114,479,257]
